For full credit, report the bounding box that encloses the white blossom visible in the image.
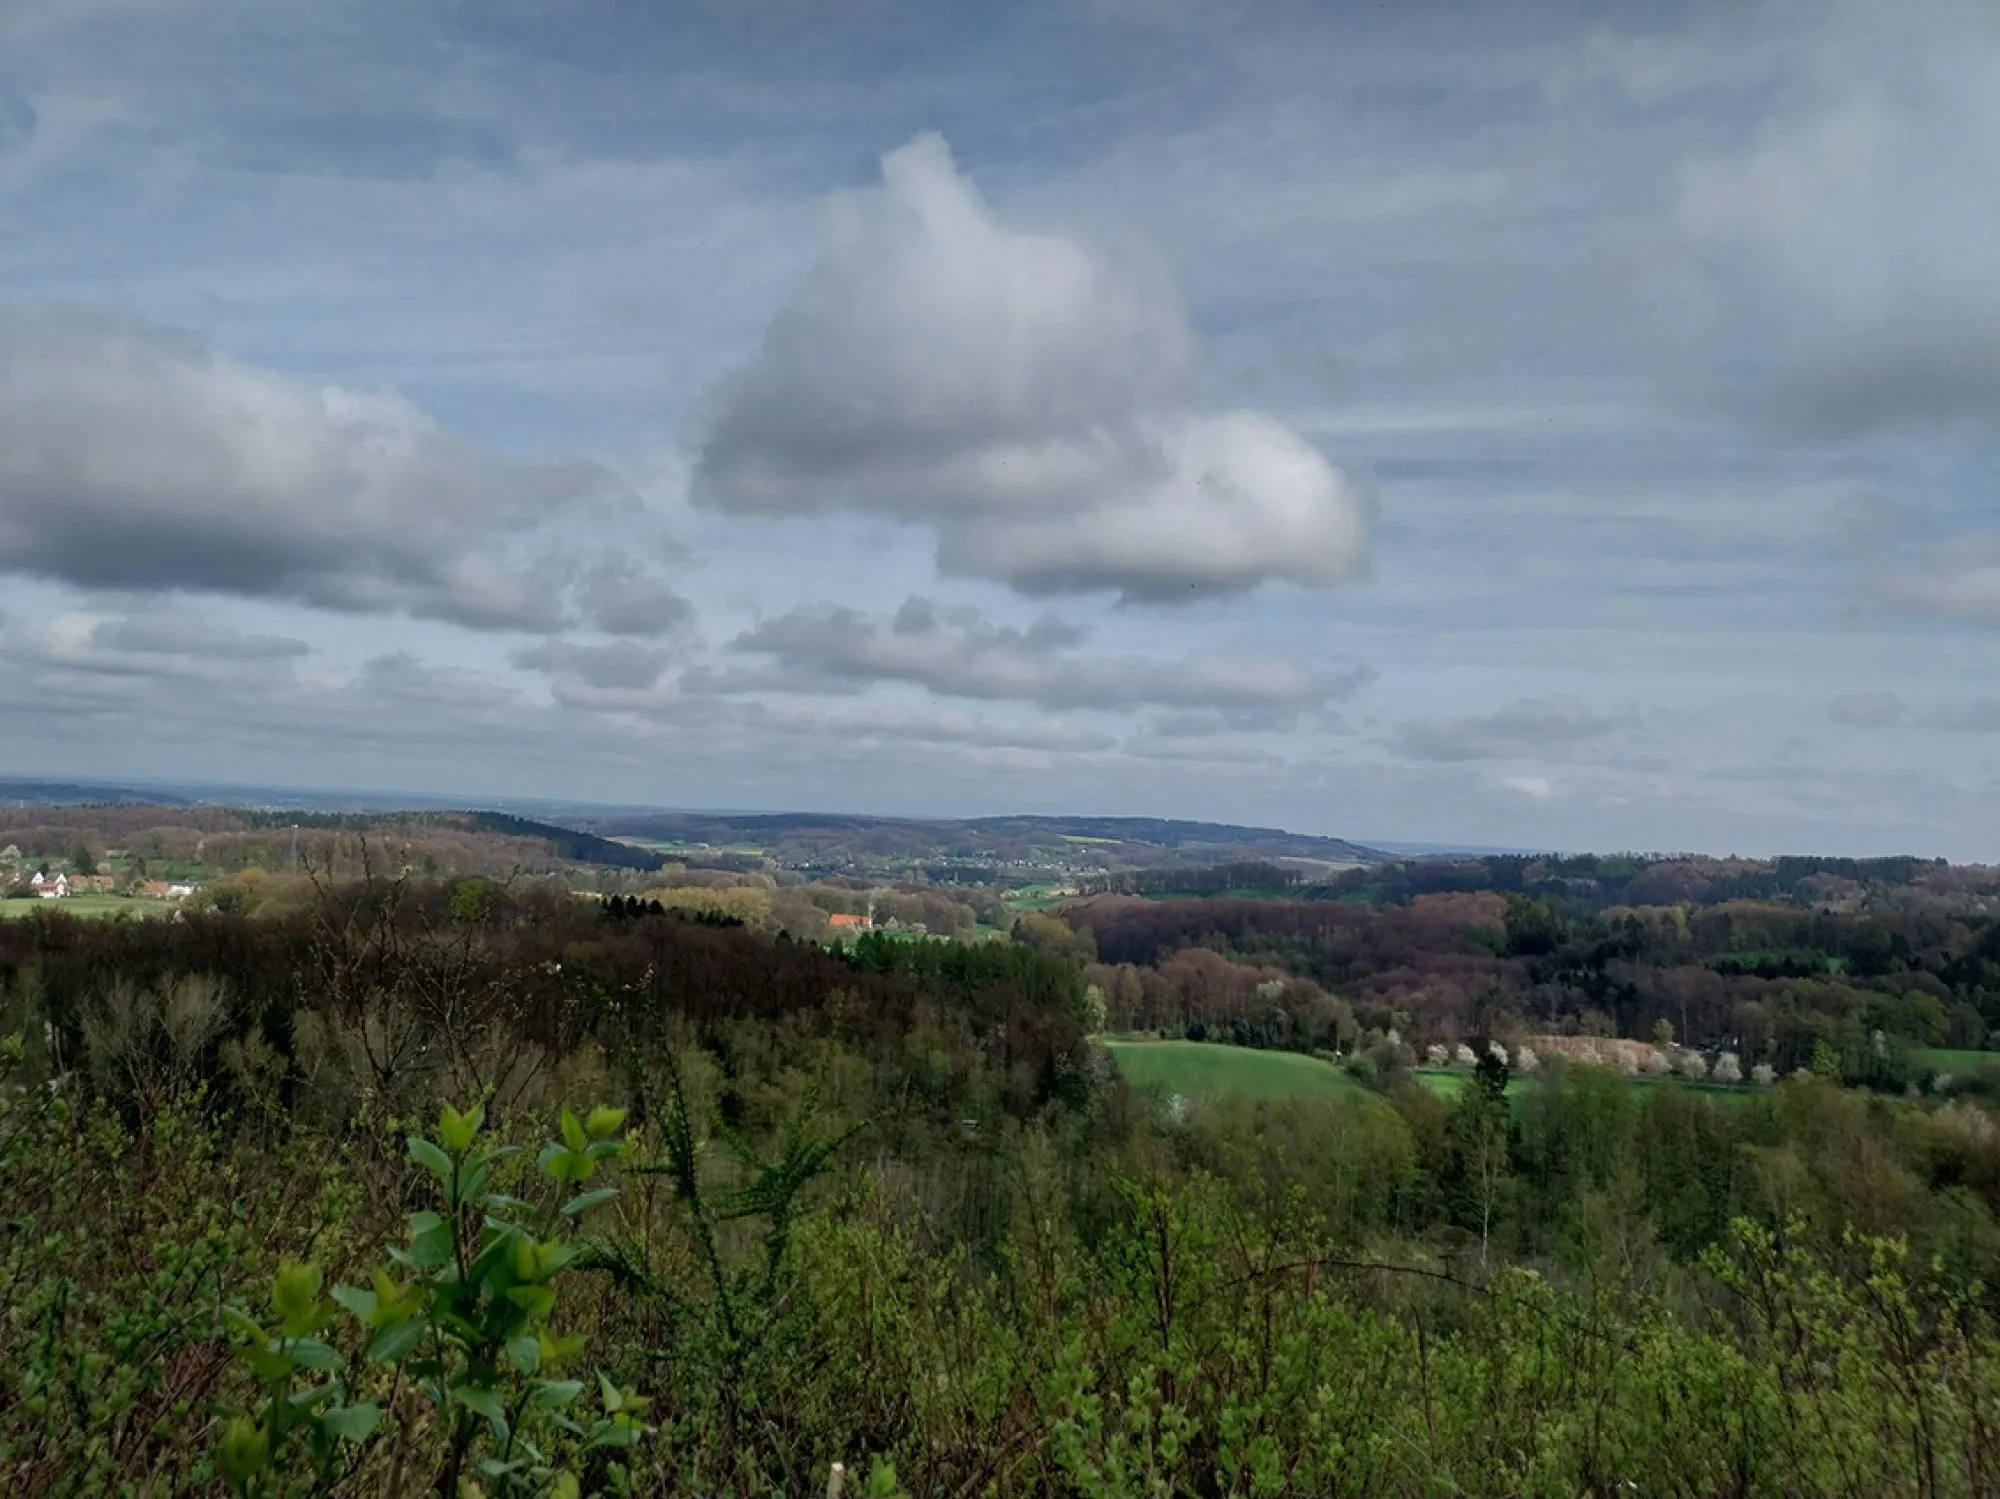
[1514,1045,1540,1074]
[1712,1051,1742,1084]
[1454,1043,1478,1068]
[1750,1062,1776,1086]
[1638,1047,1670,1077]
[1937,1100,2000,1146]
[1425,1044,1449,1068]
[1676,1049,1709,1080]
[1488,1041,1510,1068]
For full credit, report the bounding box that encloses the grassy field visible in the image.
[1103,1039,1365,1103]
[1415,1067,1756,1103]
[1102,1041,1767,1111]
[1415,1069,1516,1102]
[614,839,768,858]
[1914,1048,1998,1075]
[1004,881,1071,912]
[0,895,167,920]
[1137,886,1298,902]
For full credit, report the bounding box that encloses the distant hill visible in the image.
[0,779,1382,874]
[580,810,1389,872]
[0,779,198,808]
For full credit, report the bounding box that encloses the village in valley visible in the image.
[1,843,199,912]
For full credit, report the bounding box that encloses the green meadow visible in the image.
[1102,1039,1366,1103]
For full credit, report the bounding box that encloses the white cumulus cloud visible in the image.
[693,133,1369,602]
[0,306,623,630]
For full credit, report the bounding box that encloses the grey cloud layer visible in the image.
[0,606,308,688]
[510,637,675,691]
[1392,698,1633,763]
[726,596,1370,713]
[1828,691,1904,728]
[0,307,623,630]
[1669,1,1999,439]
[0,0,1994,857]
[1880,549,2000,624]
[693,134,1369,602]
[570,559,694,637]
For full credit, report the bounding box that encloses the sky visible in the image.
[0,0,1995,858]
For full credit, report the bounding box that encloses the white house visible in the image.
[30,871,69,899]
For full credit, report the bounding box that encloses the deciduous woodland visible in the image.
[3,872,1999,1495]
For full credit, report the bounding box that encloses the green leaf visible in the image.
[215,1416,269,1484]
[470,1226,522,1289]
[505,1284,557,1321]
[561,1186,619,1218]
[540,1141,595,1182]
[584,1140,624,1161]
[287,1380,340,1410]
[438,1102,484,1155]
[560,1108,588,1152]
[221,1306,267,1345]
[529,1379,585,1409]
[451,1384,510,1442]
[506,1335,542,1375]
[588,1421,641,1450]
[598,1371,623,1413]
[368,1317,427,1365]
[525,1241,579,1279]
[583,1104,628,1142]
[271,1259,324,1321]
[476,1457,525,1481]
[537,1330,587,1370]
[280,1299,335,1341]
[321,1402,381,1443]
[331,1285,378,1324]
[289,1338,342,1372]
[459,1160,492,1205]
[408,1134,454,1183]
[406,1211,454,1270]
[246,1343,294,1382]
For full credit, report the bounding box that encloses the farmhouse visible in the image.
[827,912,873,932]
[30,872,69,899]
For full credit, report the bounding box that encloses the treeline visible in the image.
[3,885,2000,1491]
[0,882,1090,1129]
[1309,849,1988,912]
[1063,890,2000,1081]
[585,811,1384,872]
[1075,860,1305,897]
[2,804,670,878]
[235,810,668,873]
